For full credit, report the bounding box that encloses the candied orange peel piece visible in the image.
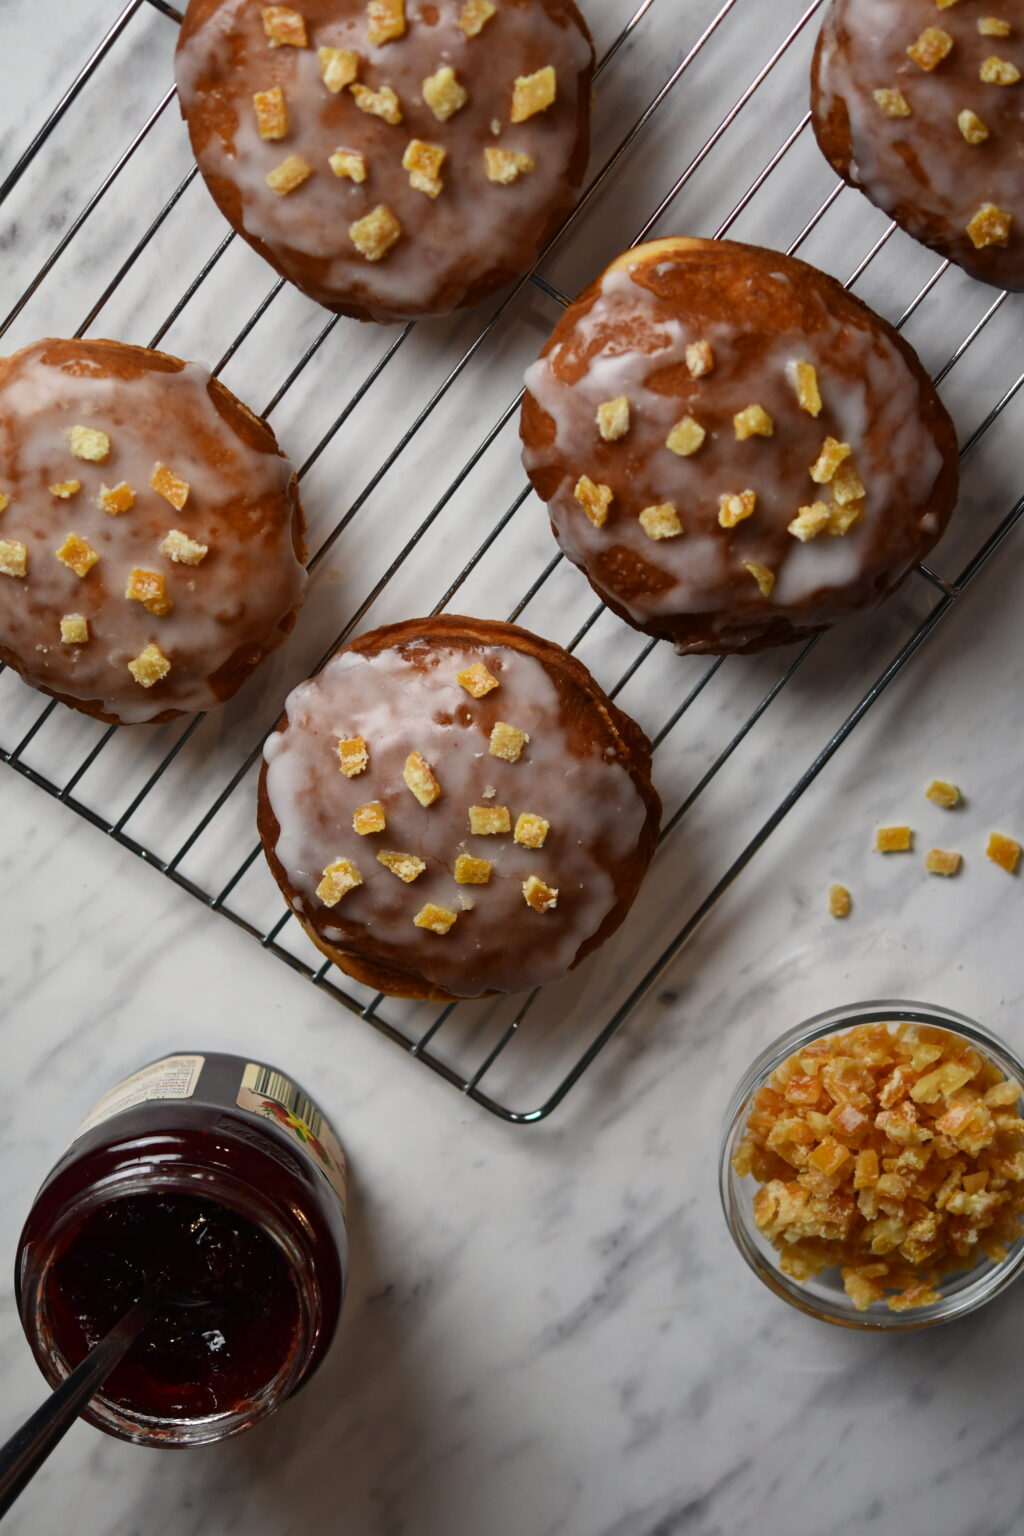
[49,480,81,499]
[350,204,402,260]
[718,490,756,529]
[926,779,961,809]
[489,722,528,762]
[454,854,491,884]
[329,150,367,182]
[666,416,705,457]
[403,138,447,197]
[511,67,556,122]
[596,396,630,441]
[319,46,360,92]
[686,339,714,378]
[734,404,774,440]
[987,832,1021,873]
[484,148,535,184]
[574,476,612,528]
[876,825,912,853]
[967,203,1012,249]
[378,850,426,882]
[523,874,558,912]
[151,463,189,510]
[423,66,467,121]
[413,903,457,934]
[908,27,954,70]
[99,481,135,515]
[873,87,912,117]
[457,662,499,698]
[980,55,1021,83]
[56,533,99,579]
[338,737,369,778]
[743,560,775,597]
[828,884,851,918]
[469,804,510,835]
[514,812,549,849]
[68,425,110,463]
[60,613,89,644]
[267,153,313,194]
[353,802,386,835]
[351,83,403,124]
[958,108,990,143]
[127,642,171,688]
[925,848,962,876]
[404,750,441,807]
[125,567,173,617]
[459,0,496,35]
[0,540,28,578]
[262,6,308,47]
[367,0,405,46]
[316,857,362,905]
[254,87,288,140]
[161,529,208,566]
[639,503,682,541]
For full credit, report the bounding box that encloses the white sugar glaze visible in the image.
[0,343,304,723]
[522,252,949,646]
[176,0,593,319]
[263,635,651,997]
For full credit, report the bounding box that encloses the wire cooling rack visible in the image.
[2,0,1022,1121]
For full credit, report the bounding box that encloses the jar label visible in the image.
[237,1064,347,1211]
[73,1054,205,1141]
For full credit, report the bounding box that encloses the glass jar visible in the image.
[16,1052,348,1445]
[720,1001,1024,1330]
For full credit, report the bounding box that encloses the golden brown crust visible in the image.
[176,0,594,322]
[257,614,661,1001]
[521,237,960,655]
[0,337,306,724]
[811,0,1024,291]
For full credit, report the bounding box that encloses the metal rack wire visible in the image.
[2,0,1022,1121]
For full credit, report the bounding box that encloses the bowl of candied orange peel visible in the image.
[720,1004,1024,1327]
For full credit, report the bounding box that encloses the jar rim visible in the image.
[19,1160,323,1446]
[719,999,1024,1331]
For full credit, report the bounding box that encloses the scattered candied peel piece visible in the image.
[125,567,173,617]
[353,801,386,835]
[734,404,773,440]
[338,737,369,778]
[873,87,912,117]
[67,425,110,463]
[958,108,990,144]
[319,47,359,92]
[980,55,1021,83]
[49,481,81,499]
[262,6,308,47]
[60,613,89,644]
[56,534,99,578]
[469,804,510,835]
[686,339,714,378]
[254,87,288,140]
[150,463,189,510]
[907,27,954,70]
[350,204,402,260]
[791,361,823,414]
[351,83,403,124]
[367,0,405,46]
[718,490,756,529]
[457,662,499,698]
[810,437,852,484]
[926,779,961,809]
[403,750,441,806]
[733,1020,1024,1312]
[413,903,457,934]
[0,540,28,578]
[876,825,912,852]
[127,642,170,688]
[267,153,313,194]
[926,848,962,876]
[0,492,10,514]
[489,721,528,762]
[511,67,556,123]
[574,475,613,528]
[377,850,426,882]
[828,884,851,918]
[743,560,775,597]
[329,150,367,182]
[514,812,549,849]
[99,482,135,515]
[423,66,466,122]
[161,529,207,566]
[523,875,558,912]
[484,147,535,184]
[979,17,1012,37]
[639,503,682,541]
[454,854,491,884]
[316,857,362,906]
[967,203,1012,249]
[987,832,1021,873]
[596,396,630,441]
[459,0,496,36]
[403,139,447,197]
[789,501,830,542]
[666,416,705,457]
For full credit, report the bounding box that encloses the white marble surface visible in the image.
[1,0,1024,1532]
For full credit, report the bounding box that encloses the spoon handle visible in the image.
[0,1298,153,1519]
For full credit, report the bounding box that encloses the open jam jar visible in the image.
[16,1053,348,1446]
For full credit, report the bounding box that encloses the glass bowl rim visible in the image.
[719,999,1024,1330]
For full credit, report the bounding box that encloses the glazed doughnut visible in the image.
[0,338,305,725]
[175,0,594,323]
[520,237,959,655]
[257,615,661,1001]
[812,0,1024,290]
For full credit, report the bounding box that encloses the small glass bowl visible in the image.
[720,1001,1024,1330]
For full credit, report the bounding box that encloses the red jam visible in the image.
[16,1052,348,1446]
[46,1193,300,1420]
